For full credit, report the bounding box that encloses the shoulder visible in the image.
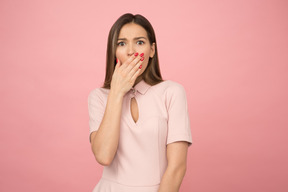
[150,80,188,108]
[152,80,186,96]
[88,87,110,103]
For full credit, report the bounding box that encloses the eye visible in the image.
[137,40,145,45]
[117,42,125,46]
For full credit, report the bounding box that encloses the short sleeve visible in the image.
[166,83,192,146]
[88,88,105,143]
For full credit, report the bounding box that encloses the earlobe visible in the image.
[150,43,156,58]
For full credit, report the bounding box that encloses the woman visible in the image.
[88,13,192,192]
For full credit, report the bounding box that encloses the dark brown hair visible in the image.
[102,13,163,89]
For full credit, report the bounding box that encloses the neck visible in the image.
[133,76,143,87]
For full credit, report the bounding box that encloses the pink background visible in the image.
[1,0,287,191]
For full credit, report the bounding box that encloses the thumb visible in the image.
[115,58,121,70]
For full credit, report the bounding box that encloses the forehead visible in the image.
[118,23,148,39]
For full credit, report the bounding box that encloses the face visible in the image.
[116,22,155,77]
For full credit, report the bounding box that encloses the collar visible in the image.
[131,80,151,95]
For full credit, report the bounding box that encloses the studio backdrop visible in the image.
[0,0,287,191]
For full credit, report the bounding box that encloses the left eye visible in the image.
[137,41,144,45]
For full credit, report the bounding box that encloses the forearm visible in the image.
[91,90,124,165]
[158,164,186,192]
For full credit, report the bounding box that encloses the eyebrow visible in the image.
[117,37,147,41]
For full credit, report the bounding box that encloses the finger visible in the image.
[130,67,142,82]
[121,53,139,68]
[114,58,120,71]
[128,56,144,77]
[124,55,142,74]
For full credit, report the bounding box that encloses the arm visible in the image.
[90,90,124,166]
[90,54,143,166]
[158,141,189,192]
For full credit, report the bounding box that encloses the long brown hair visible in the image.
[102,13,163,89]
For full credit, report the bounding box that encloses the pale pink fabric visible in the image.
[88,80,192,192]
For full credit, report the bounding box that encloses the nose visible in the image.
[127,43,135,56]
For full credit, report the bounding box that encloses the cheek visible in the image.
[143,49,151,62]
[115,48,122,56]
[143,47,153,59]
[115,49,126,60]
[141,58,150,70]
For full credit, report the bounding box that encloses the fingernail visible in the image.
[140,53,144,57]
[139,65,142,69]
[134,52,139,56]
[140,57,144,61]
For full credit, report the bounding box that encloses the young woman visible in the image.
[88,13,192,192]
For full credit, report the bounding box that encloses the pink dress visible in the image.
[88,80,192,192]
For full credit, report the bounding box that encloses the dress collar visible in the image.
[131,80,151,95]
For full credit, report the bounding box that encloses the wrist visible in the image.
[108,89,125,101]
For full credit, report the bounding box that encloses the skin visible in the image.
[115,22,155,123]
[115,22,156,86]
[90,22,189,192]
[158,142,188,192]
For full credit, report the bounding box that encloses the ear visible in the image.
[149,42,156,58]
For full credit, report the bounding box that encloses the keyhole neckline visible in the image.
[130,97,139,124]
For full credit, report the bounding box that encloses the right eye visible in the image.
[117,42,125,46]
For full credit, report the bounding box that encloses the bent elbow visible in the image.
[178,162,187,175]
[96,158,112,166]
[95,155,114,166]
[91,141,116,166]
[168,162,187,178]
[181,164,187,176]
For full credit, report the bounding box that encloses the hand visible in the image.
[110,53,144,97]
